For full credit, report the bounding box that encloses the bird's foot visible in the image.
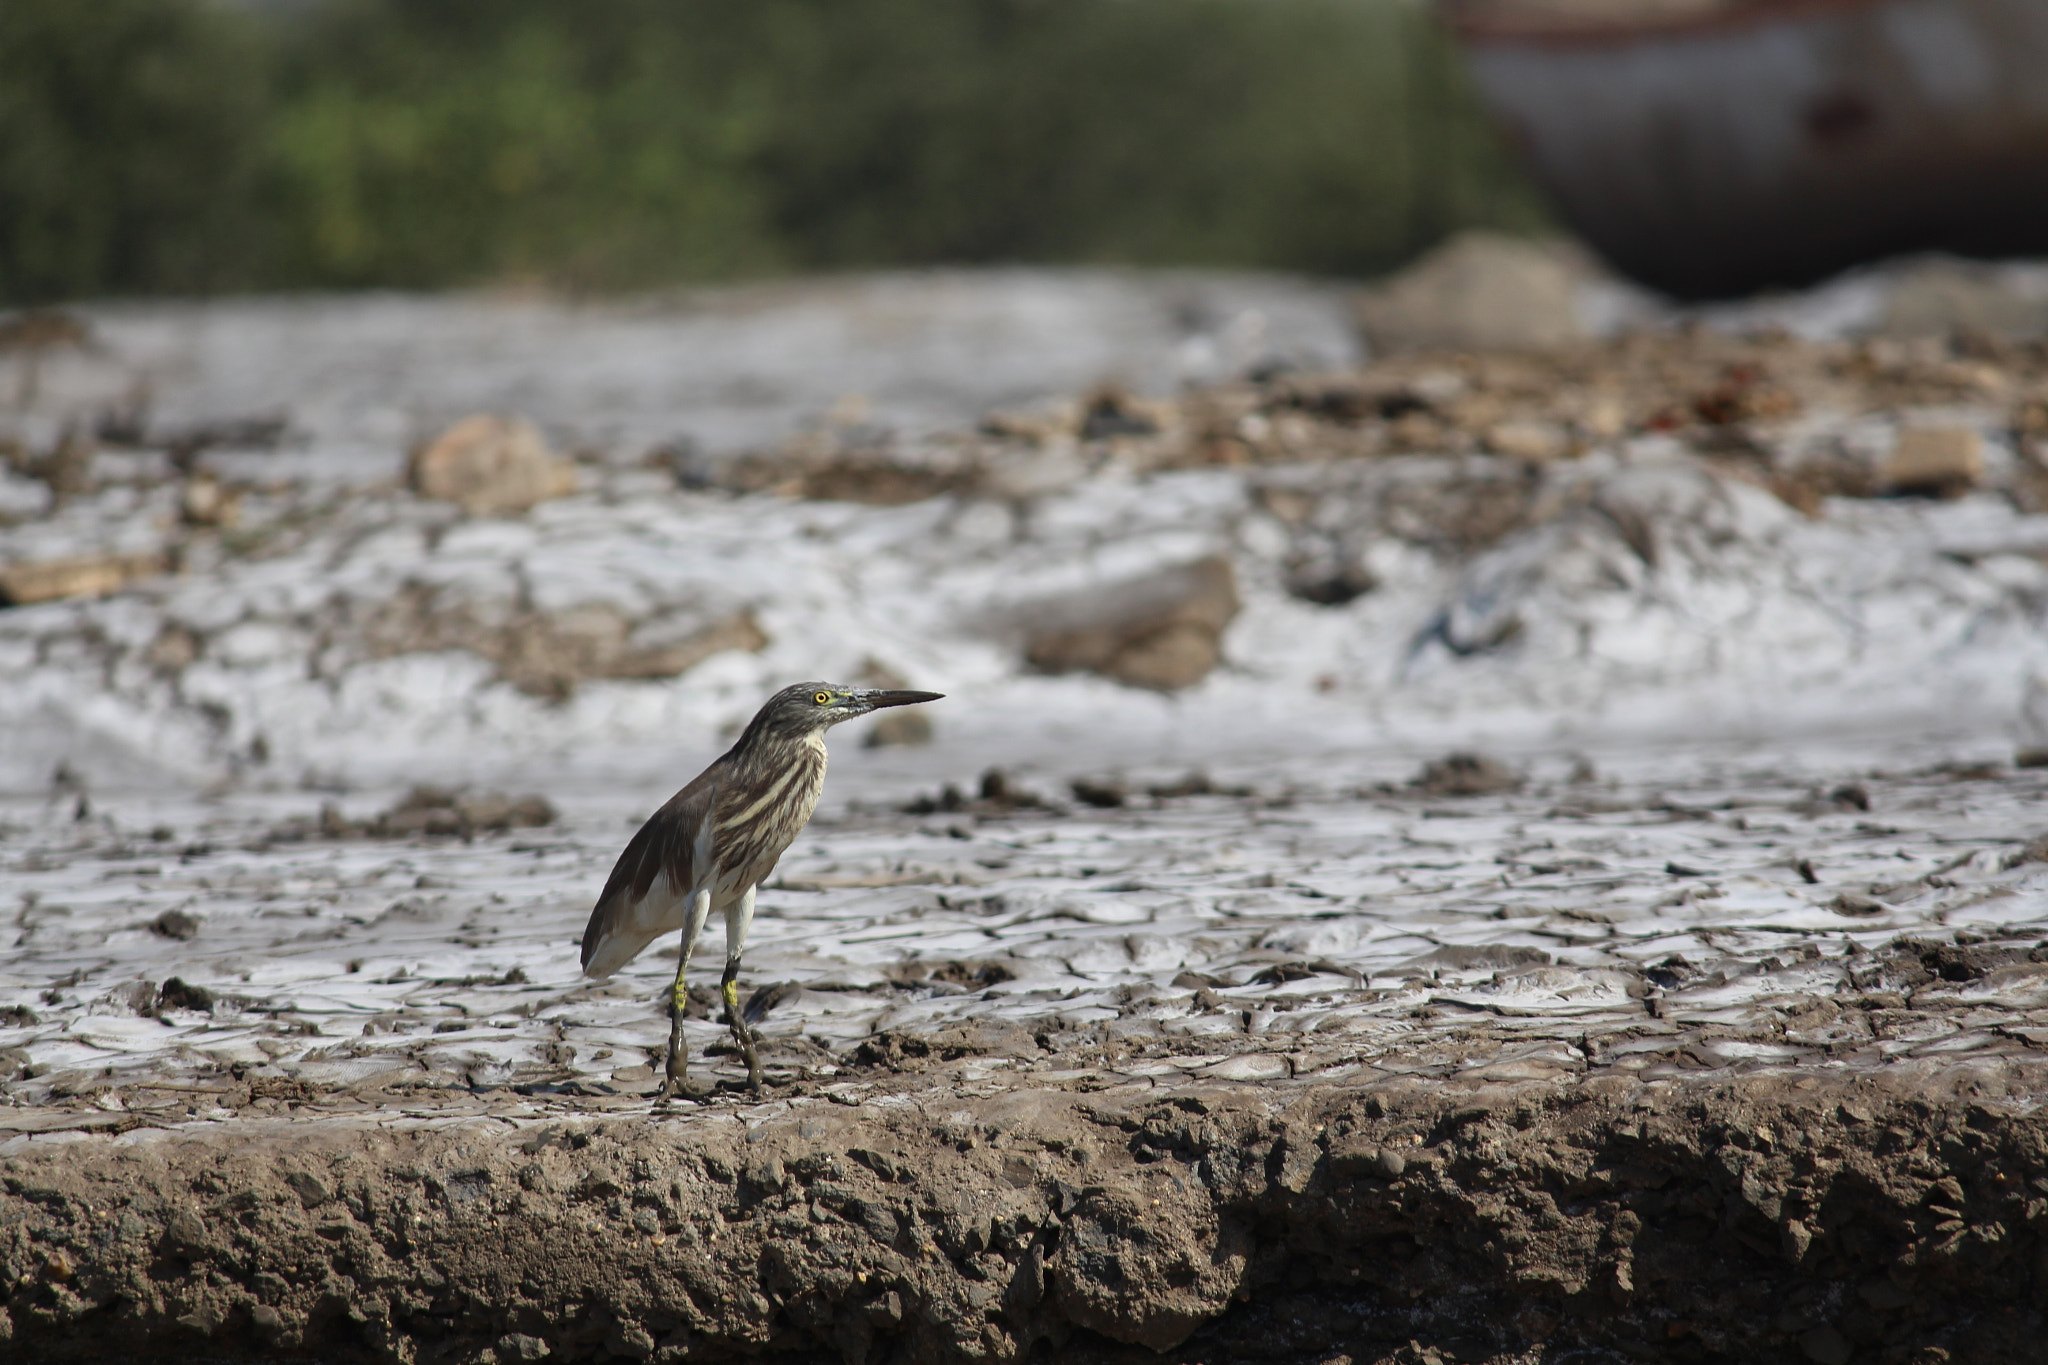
[658,1073,710,1102]
[722,981,764,1093]
[658,1014,707,1101]
[725,1022,763,1092]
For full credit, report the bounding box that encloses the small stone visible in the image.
[151,910,201,940]
[1484,418,1572,463]
[1374,1148,1406,1179]
[0,551,167,607]
[410,414,576,517]
[1069,777,1127,809]
[145,625,200,671]
[157,978,213,1011]
[1880,426,1982,498]
[1414,752,1521,797]
[180,474,240,528]
[497,1333,552,1362]
[284,1170,330,1207]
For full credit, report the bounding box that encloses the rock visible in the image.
[1283,556,1376,607]
[1414,752,1521,796]
[1879,426,1983,497]
[410,415,577,517]
[1077,386,1161,441]
[1024,555,1239,692]
[1483,418,1572,463]
[1052,1187,1249,1352]
[0,551,168,606]
[157,978,214,1011]
[1069,777,1127,808]
[1880,259,2048,340]
[150,910,200,941]
[144,625,200,672]
[179,474,240,528]
[1353,232,1590,353]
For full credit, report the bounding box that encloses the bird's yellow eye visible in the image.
[814,691,832,706]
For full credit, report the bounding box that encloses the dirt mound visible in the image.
[3,1068,2043,1364]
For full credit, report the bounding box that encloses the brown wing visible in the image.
[580,763,724,975]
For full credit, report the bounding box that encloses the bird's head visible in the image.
[747,681,944,737]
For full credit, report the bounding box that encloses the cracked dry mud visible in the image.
[5,762,2048,1364]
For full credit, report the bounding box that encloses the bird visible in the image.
[579,681,942,1097]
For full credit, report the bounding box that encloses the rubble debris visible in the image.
[155,977,214,1012]
[726,423,978,505]
[1069,776,1128,808]
[1147,770,1250,799]
[365,787,557,838]
[1414,751,1522,796]
[409,414,577,517]
[149,910,200,940]
[1481,416,1571,462]
[901,767,1052,816]
[1077,385,1161,441]
[1023,555,1239,691]
[0,551,168,606]
[362,590,768,701]
[1878,425,1984,498]
[1352,232,1589,352]
[1829,782,1872,812]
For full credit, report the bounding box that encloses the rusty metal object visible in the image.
[1445,0,2048,297]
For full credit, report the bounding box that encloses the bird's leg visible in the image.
[661,887,713,1100]
[721,965,761,1092]
[663,969,689,1096]
[722,885,763,1092]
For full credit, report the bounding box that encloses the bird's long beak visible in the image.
[859,689,943,710]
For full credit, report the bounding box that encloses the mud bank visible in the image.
[5,1061,2045,1365]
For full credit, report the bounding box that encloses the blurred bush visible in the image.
[0,0,270,301]
[0,0,1547,303]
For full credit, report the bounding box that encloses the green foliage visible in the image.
[755,0,1545,277]
[0,0,270,301]
[262,0,783,288]
[0,0,1548,303]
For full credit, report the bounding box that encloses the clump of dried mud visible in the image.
[4,1071,2043,1365]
